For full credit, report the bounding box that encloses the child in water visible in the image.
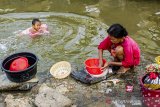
[98,24,140,73]
[21,18,49,38]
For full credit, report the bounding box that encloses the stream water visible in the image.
[0,0,160,107]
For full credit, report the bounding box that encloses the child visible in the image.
[98,24,140,73]
[21,18,49,38]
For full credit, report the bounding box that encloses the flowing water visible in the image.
[0,0,160,107]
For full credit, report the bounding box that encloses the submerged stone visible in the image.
[35,84,72,107]
[0,74,38,91]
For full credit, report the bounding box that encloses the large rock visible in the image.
[35,84,72,107]
[4,94,33,107]
[0,74,39,91]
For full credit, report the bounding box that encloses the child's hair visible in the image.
[107,24,128,38]
[32,18,41,25]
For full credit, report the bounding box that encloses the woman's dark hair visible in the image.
[107,24,128,38]
[32,18,40,25]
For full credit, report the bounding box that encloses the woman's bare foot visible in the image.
[117,67,130,74]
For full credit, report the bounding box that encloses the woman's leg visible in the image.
[110,46,123,72]
[115,46,130,73]
[118,66,130,74]
[115,46,124,61]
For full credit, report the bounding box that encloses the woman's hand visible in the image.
[99,59,103,67]
[101,62,109,70]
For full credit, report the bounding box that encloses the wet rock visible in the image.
[56,84,69,94]
[0,44,7,51]
[87,101,107,107]
[155,12,160,15]
[0,103,4,107]
[137,20,156,28]
[0,8,15,14]
[0,74,38,91]
[85,5,100,17]
[35,84,72,107]
[4,94,33,107]
[71,105,77,107]
[67,83,75,91]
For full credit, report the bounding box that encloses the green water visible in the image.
[0,0,160,106]
[0,0,159,65]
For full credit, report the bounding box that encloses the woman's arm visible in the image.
[109,61,122,66]
[98,49,104,67]
[101,61,122,70]
[98,36,112,67]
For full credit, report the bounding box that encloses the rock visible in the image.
[155,12,160,15]
[4,94,33,107]
[0,74,22,91]
[0,74,39,91]
[0,8,15,14]
[0,103,4,107]
[71,105,77,107]
[87,101,107,107]
[56,84,69,94]
[85,5,100,17]
[35,84,72,107]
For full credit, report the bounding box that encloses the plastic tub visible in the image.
[1,52,38,83]
[84,58,106,75]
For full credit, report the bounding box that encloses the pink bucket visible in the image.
[139,74,160,107]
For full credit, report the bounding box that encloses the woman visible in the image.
[98,24,140,73]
